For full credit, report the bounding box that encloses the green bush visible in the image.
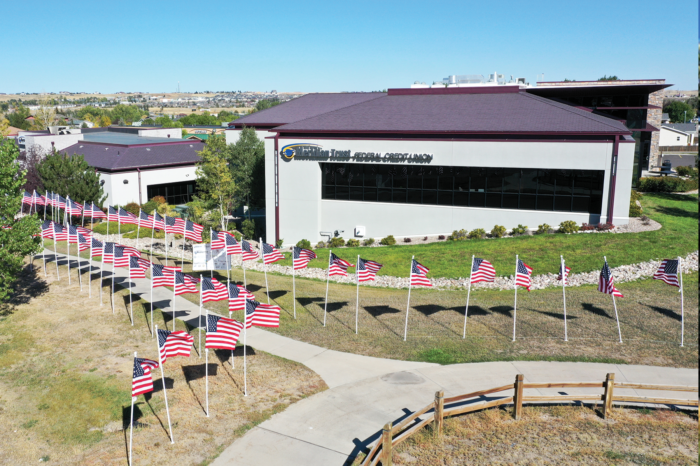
[675,166,698,178]
[379,235,396,246]
[275,238,284,249]
[448,229,468,241]
[629,198,643,217]
[231,230,242,241]
[241,219,255,239]
[346,239,360,247]
[468,228,486,239]
[296,239,311,249]
[558,220,580,234]
[629,190,643,202]
[363,238,375,246]
[329,237,345,248]
[536,223,552,234]
[315,241,326,249]
[511,224,528,235]
[150,195,166,205]
[638,176,699,193]
[141,200,158,215]
[490,225,507,238]
[124,202,140,216]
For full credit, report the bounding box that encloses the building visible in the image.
[659,123,698,146]
[228,86,635,246]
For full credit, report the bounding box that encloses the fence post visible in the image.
[603,373,615,419]
[434,391,444,437]
[513,374,524,420]
[381,422,392,466]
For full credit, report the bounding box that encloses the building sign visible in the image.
[280,143,432,163]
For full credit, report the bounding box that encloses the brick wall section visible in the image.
[647,89,665,170]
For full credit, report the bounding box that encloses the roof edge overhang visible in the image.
[274,129,632,137]
[387,86,523,96]
[94,161,198,174]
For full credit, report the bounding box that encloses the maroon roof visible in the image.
[274,90,631,135]
[228,92,386,127]
[60,140,204,172]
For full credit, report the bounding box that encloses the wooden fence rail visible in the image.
[360,372,698,466]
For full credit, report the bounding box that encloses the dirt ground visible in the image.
[0,263,326,465]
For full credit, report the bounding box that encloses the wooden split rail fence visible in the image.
[361,373,698,466]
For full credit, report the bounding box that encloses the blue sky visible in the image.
[2,0,697,93]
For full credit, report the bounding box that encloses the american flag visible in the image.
[598,260,623,297]
[54,195,67,209]
[164,216,182,234]
[557,264,572,285]
[34,191,47,206]
[90,238,104,257]
[357,258,383,282]
[152,212,165,230]
[137,257,151,270]
[653,259,680,288]
[157,328,193,364]
[21,191,33,206]
[205,315,243,350]
[76,226,92,241]
[118,207,138,225]
[228,283,254,311]
[138,211,153,228]
[83,202,107,219]
[114,246,130,267]
[183,220,203,242]
[103,242,115,263]
[329,253,353,276]
[132,357,159,397]
[129,256,147,279]
[44,191,54,207]
[78,233,90,251]
[293,247,316,270]
[262,242,284,264]
[66,199,82,216]
[471,258,496,283]
[245,299,281,328]
[514,258,533,291]
[201,277,228,302]
[174,271,199,295]
[151,264,174,287]
[241,241,260,261]
[225,233,242,255]
[52,223,68,241]
[211,230,225,250]
[40,220,54,239]
[67,225,80,244]
[107,206,119,222]
[410,259,432,287]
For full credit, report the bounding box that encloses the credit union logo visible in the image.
[280,143,322,161]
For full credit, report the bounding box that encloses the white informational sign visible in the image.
[192,244,231,271]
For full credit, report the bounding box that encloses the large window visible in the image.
[147,181,196,205]
[321,164,604,214]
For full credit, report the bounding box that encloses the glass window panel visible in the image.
[555,196,572,212]
[422,190,437,204]
[392,166,408,188]
[363,188,377,202]
[364,166,378,187]
[572,196,589,212]
[470,168,487,192]
[335,185,349,200]
[378,188,391,203]
[437,191,453,206]
[536,195,554,211]
[438,173,453,190]
[375,166,390,188]
[392,189,406,203]
[486,168,503,193]
[520,169,538,194]
[470,192,485,207]
[502,194,519,209]
[573,171,593,196]
[422,167,438,190]
[519,194,536,210]
[538,170,555,194]
[454,191,469,206]
[589,195,603,214]
[323,185,335,199]
[555,170,573,195]
[485,192,502,208]
[454,170,469,193]
[407,190,422,204]
[407,166,422,189]
[335,164,349,186]
[502,168,520,193]
[349,187,363,201]
[349,164,363,187]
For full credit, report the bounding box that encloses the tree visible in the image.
[597,75,619,81]
[228,127,264,216]
[111,104,145,126]
[76,106,103,120]
[0,139,41,304]
[16,146,44,193]
[7,104,31,130]
[142,118,155,126]
[663,100,696,123]
[194,134,236,230]
[37,151,107,207]
[33,96,56,130]
[255,99,280,112]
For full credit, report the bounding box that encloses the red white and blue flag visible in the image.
[90,238,104,257]
[157,328,193,363]
[598,260,623,297]
[228,283,254,311]
[22,191,33,206]
[515,259,533,291]
[76,226,92,240]
[83,202,107,219]
[118,207,138,225]
[107,206,119,222]
[241,241,259,261]
[410,259,431,287]
[211,230,225,250]
[114,246,130,267]
[357,258,383,282]
[470,258,496,284]
[557,264,572,285]
[103,242,115,263]
[245,299,281,328]
[293,247,316,270]
[138,211,153,228]
[132,357,159,397]
[183,220,203,242]
[262,242,284,264]
[52,223,68,241]
[164,216,182,234]
[205,315,243,350]
[174,271,199,295]
[225,233,242,255]
[151,212,165,230]
[653,259,680,288]
[78,233,90,251]
[201,277,228,302]
[129,256,147,279]
[40,220,54,239]
[66,199,83,216]
[329,253,353,276]
[151,264,174,287]
[54,195,67,209]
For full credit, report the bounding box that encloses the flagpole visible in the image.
[150,211,155,265]
[229,309,234,368]
[118,211,122,247]
[150,266,154,337]
[513,255,518,342]
[561,255,568,342]
[462,255,475,339]
[355,254,360,334]
[679,256,684,347]
[136,210,141,251]
[129,351,136,466]
[100,243,104,306]
[165,231,169,268]
[77,229,83,292]
[29,191,35,272]
[81,200,85,229]
[129,265,134,326]
[244,301,247,397]
[180,236,186,272]
[172,275,176,332]
[242,257,247,289]
[42,194,47,277]
[65,210,71,286]
[155,325,174,443]
[199,275,203,358]
[403,256,414,342]
[209,232,213,280]
[260,237,270,304]
[53,223,60,280]
[111,247,115,314]
[323,249,331,327]
[88,237,92,299]
[292,258,296,319]
[605,256,623,344]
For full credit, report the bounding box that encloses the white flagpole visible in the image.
[129,264,134,325]
[41,195,47,276]
[181,236,186,271]
[244,301,248,397]
[136,210,141,251]
[209,230,213,279]
[111,246,115,314]
[150,211,155,265]
[260,237,270,304]
[155,325,174,443]
[81,200,85,229]
[403,256,414,342]
[242,256,247,290]
[150,266,154,337]
[164,231,168,268]
[513,255,518,342]
[679,256,684,347]
[462,255,475,339]
[129,351,137,466]
[292,257,296,319]
[561,255,568,342]
[605,256,623,344]
[199,275,203,358]
[99,243,104,306]
[88,237,92,299]
[53,222,60,279]
[65,210,71,285]
[172,275,176,332]
[229,309,234,368]
[205,348,209,417]
[118,212,122,247]
[323,250,332,327]
[355,254,360,334]
[29,191,35,271]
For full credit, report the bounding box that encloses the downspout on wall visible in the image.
[274,133,280,242]
[606,135,619,225]
[137,168,142,204]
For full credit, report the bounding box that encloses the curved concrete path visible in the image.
[40,251,698,466]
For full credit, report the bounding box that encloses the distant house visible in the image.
[661,113,670,124]
[659,124,698,146]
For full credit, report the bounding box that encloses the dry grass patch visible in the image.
[0,263,326,465]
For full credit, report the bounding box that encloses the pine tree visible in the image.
[37,151,107,207]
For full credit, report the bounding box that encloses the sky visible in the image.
[2,0,697,94]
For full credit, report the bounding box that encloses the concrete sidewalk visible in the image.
[41,251,699,466]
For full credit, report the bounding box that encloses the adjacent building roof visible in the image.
[275,88,631,135]
[227,92,386,128]
[61,140,203,172]
[662,123,698,134]
[82,132,179,145]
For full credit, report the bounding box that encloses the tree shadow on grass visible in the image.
[0,266,50,316]
[652,205,699,219]
[582,303,612,320]
[649,305,682,322]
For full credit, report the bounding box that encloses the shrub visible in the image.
[468,228,486,239]
[150,195,167,205]
[363,238,375,246]
[346,239,360,247]
[141,200,158,215]
[403,237,412,243]
[558,220,579,234]
[296,239,311,249]
[448,229,468,241]
[580,223,596,231]
[241,218,255,239]
[275,238,284,249]
[329,237,345,248]
[124,202,140,216]
[629,190,643,202]
[231,230,242,241]
[490,225,507,238]
[676,166,698,178]
[638,176,698,193]
[380,235,396,246]
[511,224,528,235]
[629,198,643,217]
[423,236,428,241]
[315,241,326,249]
[536,223,552,235]
[640,215,651,225]
[596,222,615,231]
[438,235,446,240]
